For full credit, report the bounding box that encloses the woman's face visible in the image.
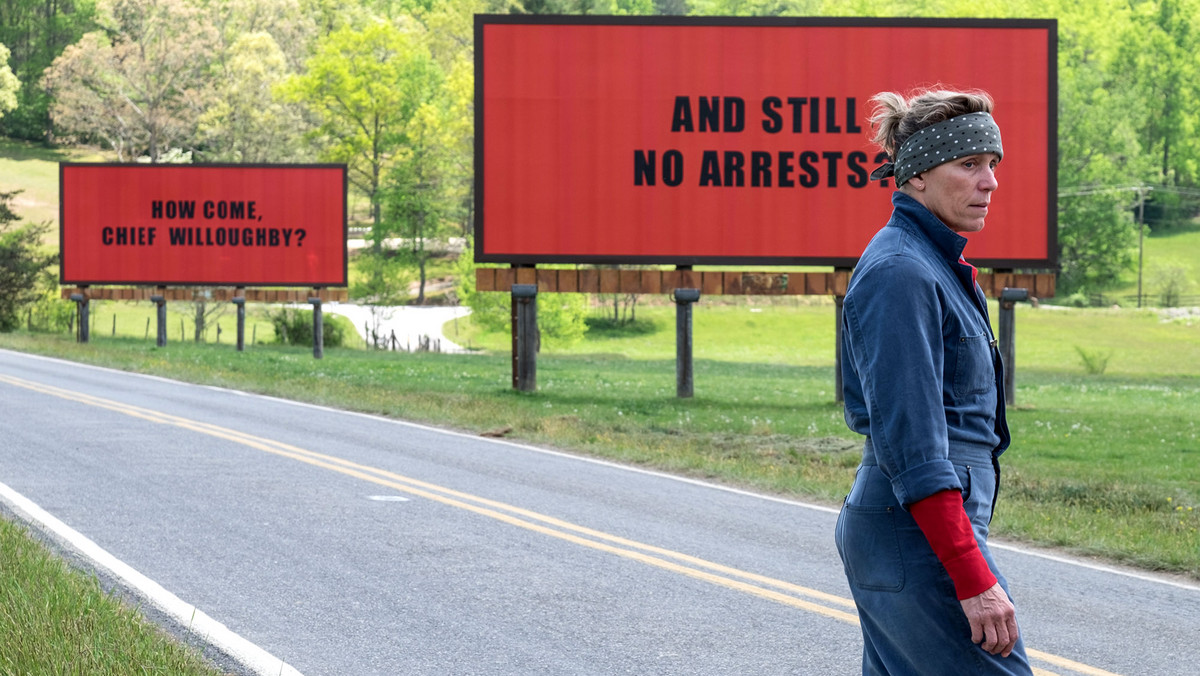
[905,153,1000,233]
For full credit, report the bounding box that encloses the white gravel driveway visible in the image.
[320,303,473,353]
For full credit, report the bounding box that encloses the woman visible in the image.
[835,88,1033,675]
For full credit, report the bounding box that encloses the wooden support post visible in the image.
[233,289,246,352]
[512,284,538,392]
[510,284,518,387]
[834,294,845,404]
[309,294,324,360]
[999,288,1028,406]
[673,288,700,398]
[834,267,852,404]
[69,291,89,343]
[150,290,167,347]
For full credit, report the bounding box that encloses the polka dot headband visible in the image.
[869,111,1003,187]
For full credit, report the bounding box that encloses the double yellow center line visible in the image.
[0,373,1119,676]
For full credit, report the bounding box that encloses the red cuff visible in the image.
[909,490,997,600]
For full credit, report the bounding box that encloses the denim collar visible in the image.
[889,191,968,266]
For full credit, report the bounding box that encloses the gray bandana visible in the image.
[870,112,1003,186]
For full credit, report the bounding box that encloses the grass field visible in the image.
[0,138,107,231]
[454,297,1200,377]
[1109,220,1200,306]
[77,299,279,344]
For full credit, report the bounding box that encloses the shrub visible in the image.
[585,315,660,336]
[1062,292,1092,308]
[269,308,349,348]
[1075,345,1114,375]
[1147,264,1191,308]
[25,288,74,333]
[454,246,588,348]
[0,191,58,332]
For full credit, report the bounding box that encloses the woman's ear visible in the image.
[908,174,926,191]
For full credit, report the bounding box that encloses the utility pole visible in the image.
[1136,186,1148,308]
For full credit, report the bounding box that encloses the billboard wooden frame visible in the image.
[475,15,1058,270]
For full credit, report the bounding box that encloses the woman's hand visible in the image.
[959,582,1020,657]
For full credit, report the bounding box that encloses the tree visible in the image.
[298,0,378,37]
[1147,262,1191,307]
[200,0,317,72]
[690,0,816,15]
[1050,0,1148,294]
[196,31,309,162]
[189,298,227,342]
[0,0,98,141]
[282,19,436,256]
[42,0,218,161]
[192,0,319,162]
[406,0,483,241]
[0,44,19,119]
[1108,0,1200,234]
[1116,0,1200,188]
[1056,188,1138,295]
[381,62,463,304]
[0,191,58,332]
[516,0,655,13]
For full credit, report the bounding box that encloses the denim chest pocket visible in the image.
[951,333,994,397]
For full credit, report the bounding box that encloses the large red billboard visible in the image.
[60,164,347,286]
[476,17,1057,268]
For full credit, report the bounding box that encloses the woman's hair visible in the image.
[869,88,994,157]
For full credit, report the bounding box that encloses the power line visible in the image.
[1059,184,1200,198]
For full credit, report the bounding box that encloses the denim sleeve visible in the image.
[842,256,962,507]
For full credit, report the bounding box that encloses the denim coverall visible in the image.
[835,192,1033,675]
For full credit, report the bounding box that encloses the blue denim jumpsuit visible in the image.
[835,192,1033,675]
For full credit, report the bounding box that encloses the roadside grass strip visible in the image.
[0,500,236,675]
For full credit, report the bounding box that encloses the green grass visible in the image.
[65,299,367,350]
[0,517,229,675]
[1110,220,1200,305]
[455,298,1200,376]
[0,138,108,231]
[456,297,850,366]
[1006,304,1200,377]
[76,300,279,345]
[3,298,1198,579]
[1000,374,1200,572]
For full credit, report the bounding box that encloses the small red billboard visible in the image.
[475,16,1057,268]
[60,164,347,286]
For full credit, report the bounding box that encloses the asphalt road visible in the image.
[1,349,1196,676]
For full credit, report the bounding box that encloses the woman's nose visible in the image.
[980,167,998,191]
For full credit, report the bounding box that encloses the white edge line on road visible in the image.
[7,348,1200,596]
[0,479,304,676]
[987,540,1200,592]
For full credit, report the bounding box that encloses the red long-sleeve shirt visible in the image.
[910,489,997,599]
